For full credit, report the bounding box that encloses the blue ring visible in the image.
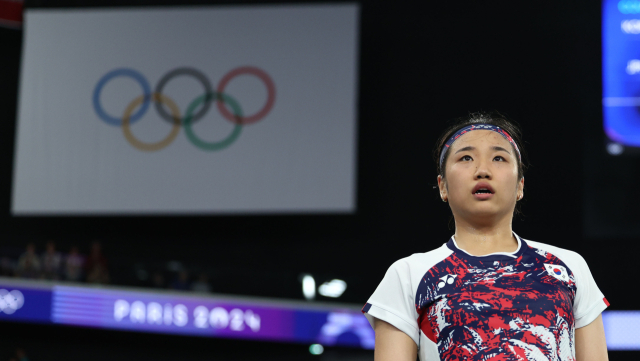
[92,68,151,126]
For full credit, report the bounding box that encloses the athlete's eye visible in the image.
[460,155,472,161]
[494,156,506,161]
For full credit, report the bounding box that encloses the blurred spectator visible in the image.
[170,270,190,291]
[191,272,211,293]
[64,246,84,282]
[150,270,166,289]
[87,262,110,284]
[41,240,62,280]
[15,243,41,279]
[0,257,15,277]
[85,241,110,284]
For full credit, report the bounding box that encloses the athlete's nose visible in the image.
[475,171,490,179]
[474,160,492,179]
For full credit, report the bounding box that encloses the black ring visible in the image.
[154,67,213,125]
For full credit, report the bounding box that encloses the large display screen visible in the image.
[12,4,359,215]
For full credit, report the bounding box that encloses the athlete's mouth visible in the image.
[475,189,493,194]
[472,182,495,194]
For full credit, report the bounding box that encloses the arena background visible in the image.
[0,0,635,359]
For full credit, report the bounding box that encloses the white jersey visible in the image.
[362,232,608,360]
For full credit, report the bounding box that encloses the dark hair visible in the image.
[433,111,528,180]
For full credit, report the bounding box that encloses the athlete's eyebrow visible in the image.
[454,146,511,155]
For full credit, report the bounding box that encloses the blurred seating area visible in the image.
[0,239,362,303]
[0,240,213,294]
[1,241,103,283]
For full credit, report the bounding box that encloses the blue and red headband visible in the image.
[439,124,521,170]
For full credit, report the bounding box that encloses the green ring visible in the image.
[183,92,243,151]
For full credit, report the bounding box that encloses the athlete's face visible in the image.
[437,130,524,221]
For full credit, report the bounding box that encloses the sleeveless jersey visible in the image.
[362,233,608,361]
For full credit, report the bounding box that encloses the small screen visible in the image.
[603,0,640,154]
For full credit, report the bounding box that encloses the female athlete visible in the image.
[362,113,609,361]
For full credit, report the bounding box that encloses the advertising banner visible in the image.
[0,279,374,349]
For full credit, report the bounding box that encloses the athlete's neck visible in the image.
[452,216,518,256]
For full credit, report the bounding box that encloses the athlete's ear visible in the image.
[517,177,524,200]
[438,175,448,202]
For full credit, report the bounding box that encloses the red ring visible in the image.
[216,66,276,125]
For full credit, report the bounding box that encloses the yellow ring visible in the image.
[122,93,180,151]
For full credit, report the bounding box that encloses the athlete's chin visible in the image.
[462,204,510,218]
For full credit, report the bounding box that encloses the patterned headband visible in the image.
[439,124,521,170]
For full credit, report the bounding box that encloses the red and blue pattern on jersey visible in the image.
[415,239,577,360]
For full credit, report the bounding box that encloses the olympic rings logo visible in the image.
[92,66,275,151]
[0,289,24,314]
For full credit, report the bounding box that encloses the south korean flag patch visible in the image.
[544,264,569,282]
